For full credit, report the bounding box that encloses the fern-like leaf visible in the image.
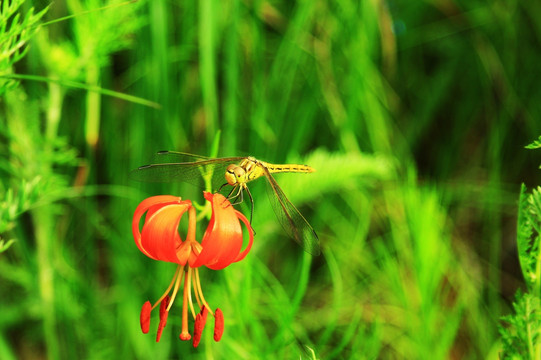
[0,1,48,94]
[499,292,541,359]
[517,184,535,286]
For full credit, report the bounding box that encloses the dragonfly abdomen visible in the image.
[264,163,315,174]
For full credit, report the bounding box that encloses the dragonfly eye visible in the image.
[233,167,245,178]
[225,164,245,186]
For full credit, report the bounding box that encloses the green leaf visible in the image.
[0,74,161,109]
[0,238,15,253]
[525,135,541,149]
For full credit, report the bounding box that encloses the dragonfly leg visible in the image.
[226,186,235,198]
[238,187,244,204]
[217,182,229,193]
[226,185,255,228]
[244,185,254,224]
[227,185,244,205]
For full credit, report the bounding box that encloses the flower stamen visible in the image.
[192,270,203,309]
[192,307,209,348]
[214,308,224,342]
[140,301,152,334]
[194,268,214,316]
[166,265,185,312]
[156,296,170,342]
[152,264,182,311]
[188,265,197,319]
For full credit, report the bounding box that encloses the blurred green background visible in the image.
[1,0,540,359]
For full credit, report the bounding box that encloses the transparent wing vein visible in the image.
[263,168,320,255]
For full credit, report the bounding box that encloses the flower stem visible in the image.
[33,209,60,360]
[187,267,197,319]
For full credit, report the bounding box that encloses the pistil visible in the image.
[179,267,192,340]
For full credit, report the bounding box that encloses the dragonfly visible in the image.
[130,151,320,255]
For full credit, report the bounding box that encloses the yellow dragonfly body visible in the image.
[225,156,313,187]
[131,152,320,255]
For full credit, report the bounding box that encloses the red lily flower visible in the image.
[133,191,253,345]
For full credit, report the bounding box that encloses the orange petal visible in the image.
[133,196,186,259]
[231,209,254,263]
[141,203,191,263]
[192,193,243,269]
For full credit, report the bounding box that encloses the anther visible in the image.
[213,308,224,342]
[156,296,170,342]
[192,306,209,347]
[140,301,152,334]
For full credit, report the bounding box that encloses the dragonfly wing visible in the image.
[150,151,211,163]
[262,168,320,255]
[130,152,244,191]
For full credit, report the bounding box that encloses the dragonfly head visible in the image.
[225,164,246,186]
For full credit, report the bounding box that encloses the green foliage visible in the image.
[516,185,541,289]
[498,163,541,358]
[526,137,541,172]
[526,136,541,150]
[500,292,541,359]
[0,177,43,233]
[0,0,47,94]
[0,237,15,253]
[278,149,394,204]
